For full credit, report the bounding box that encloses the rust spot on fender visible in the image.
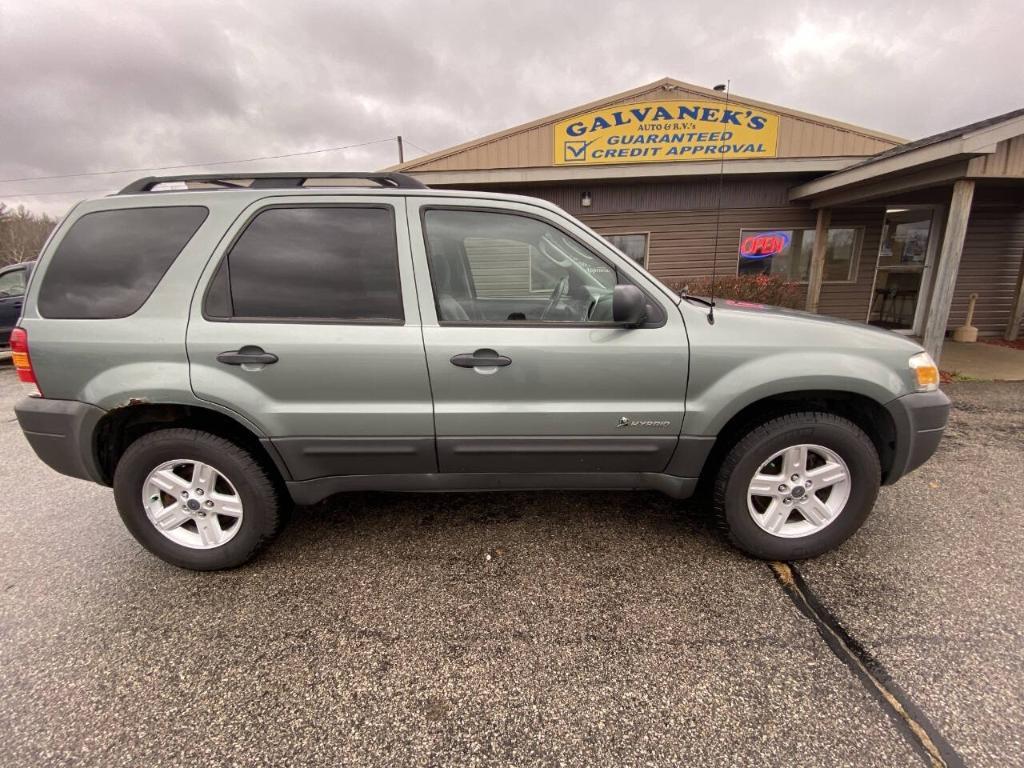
[112,397,150,410]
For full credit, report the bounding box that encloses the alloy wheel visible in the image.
[746,443,851,539]
[141,459,244,549]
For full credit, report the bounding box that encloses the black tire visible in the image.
[113,428,283,570]
[712,412,880,560]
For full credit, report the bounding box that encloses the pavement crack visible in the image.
[769,561,966,768]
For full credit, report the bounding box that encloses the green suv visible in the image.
[12,172,950,570]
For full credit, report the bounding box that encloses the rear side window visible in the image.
[205,206,403,323]
[38,207,208,319]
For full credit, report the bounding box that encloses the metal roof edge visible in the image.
[404,157,856,187]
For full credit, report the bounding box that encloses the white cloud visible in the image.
[1,0,1021,215]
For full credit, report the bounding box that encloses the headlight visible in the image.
[909,351,940,391]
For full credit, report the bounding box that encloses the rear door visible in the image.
[187,196,436,481]
[406,197,689,475]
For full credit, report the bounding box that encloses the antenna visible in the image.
[706,80,731,325]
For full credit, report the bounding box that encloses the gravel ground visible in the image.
[798,382,1024,767]
[0,367,1020,767]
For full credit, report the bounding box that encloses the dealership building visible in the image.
[393,78,1024,362]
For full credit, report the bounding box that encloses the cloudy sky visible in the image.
[2,0,1022,215]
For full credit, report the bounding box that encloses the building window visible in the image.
[737,227,861,283]
[604,233,649,268]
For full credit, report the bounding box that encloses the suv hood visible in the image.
[701,297,925,352]
[679,295,928,408]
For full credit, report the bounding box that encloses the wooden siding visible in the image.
[818,208,886,322]
[403,81,900,173]
[581,206,816,288]
[501,178,796,216]
[776,116,896,159]
[948,204,1024,335]
[507,179,884,321]
[581,205,886,322]
[502,180,879,321]
[968,135,1024,178]
[445,170,1024,335]
[463,238,534,297]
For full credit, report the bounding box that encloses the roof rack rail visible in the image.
[117,171,427,195]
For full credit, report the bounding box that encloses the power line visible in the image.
[402,138,432,155]
[0,137,397,184]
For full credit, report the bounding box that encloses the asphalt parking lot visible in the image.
[1,366,1021,768]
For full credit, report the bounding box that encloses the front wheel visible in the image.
[113,429,284,570]
[713,412,881,560]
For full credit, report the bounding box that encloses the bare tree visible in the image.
[0,203,57,266]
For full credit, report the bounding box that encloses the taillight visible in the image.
[10,327,41,396]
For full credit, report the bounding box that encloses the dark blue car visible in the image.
[0,261,34,347]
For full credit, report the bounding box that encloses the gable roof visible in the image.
[391,77,905,175]
[791,107,1024,203]
[842,107,1024,172]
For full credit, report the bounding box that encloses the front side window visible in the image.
[737,227,860,282]
[604,233,649,268]
[38,206,208,319]
[205,206,403,323]
[424,208,641,324]
[0,268,27,298]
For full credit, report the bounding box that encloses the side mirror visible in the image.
[612,284,648,327]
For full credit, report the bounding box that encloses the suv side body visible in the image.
[13,176,950,569]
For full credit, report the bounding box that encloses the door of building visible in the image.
[867,207,942,334]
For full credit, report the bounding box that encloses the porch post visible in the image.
[805,208,831,313]
[922,180,975,364]
[1005,247,1024,341]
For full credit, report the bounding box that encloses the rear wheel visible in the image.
[113,429,283,570]
[713,412,880,560]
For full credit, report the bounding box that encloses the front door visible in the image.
[187,197,436,481]
[868,207,941,334]
[406,198,688,475]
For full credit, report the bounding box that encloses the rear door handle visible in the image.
[450,349,511,368]
[216,345,279,366]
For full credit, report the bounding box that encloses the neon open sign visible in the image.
[740,231,790,259]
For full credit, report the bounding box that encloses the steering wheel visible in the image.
[540,276,569,321]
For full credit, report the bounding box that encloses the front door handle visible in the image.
[216,346,279,366]
[450,349,512,368]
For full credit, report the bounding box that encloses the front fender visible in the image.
[683,349,907,436]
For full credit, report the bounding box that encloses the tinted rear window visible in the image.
[38,207,208,319]
[206,206,403,322]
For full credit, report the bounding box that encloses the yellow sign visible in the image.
[553,99,779,165]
